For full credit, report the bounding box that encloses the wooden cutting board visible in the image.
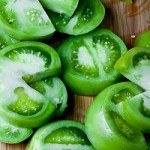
[0,0,149,149]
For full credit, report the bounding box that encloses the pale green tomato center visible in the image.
[0,57,45,104]
[77,46,94,67]
[126,66,150,91]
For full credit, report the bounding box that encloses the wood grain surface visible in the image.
[0,0,150,149]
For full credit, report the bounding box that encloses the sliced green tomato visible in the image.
[0,87,56,128]
[85,82,147,150]
[30,77,68,117]
[0,41,61,128]
[115,47,150,91]
[26,120,94,150]
[134,30,150,48]
[0,116,33,144]
[46,0,105,35]
[0,27,18,50]
[1,41,61,83]
[58,28,127,95]
[117,91,150,132]
[0,0,55,40]
[40,0,79,17]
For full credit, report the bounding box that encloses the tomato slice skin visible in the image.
[115,47,150,91]
[46,0,105,35]
[0,116,33,144]
[134,30,150,48]
[30,77,68,117]
[26,120,94,150]
[85,82,147,150]
[58,28,127,95]
[40,0,79,17]
[0,0,55,40]
[0,41,62,128]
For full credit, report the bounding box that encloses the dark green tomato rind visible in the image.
[134,30,150,48]
[46,0,105,35]
[58,28,127,95]
[85,82,147,150]
[0,92,56,128]
[114,47,150,91]
[26,120,94,150]
[30,77,68,117]
[115,47,150,71]
[0,41,61,83]
[40,0,79,17]
[0,0,55,40]
[117,91,150,133]
[0,116,33,144]
[0,27,18,50]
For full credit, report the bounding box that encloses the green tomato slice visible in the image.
[85,82,147,150]
[117,91,150,132]
[115,47,150,91]
[0,41,61,128]
[0,116,33,144]
[1,41,61,83]
[30,77,68,117]
[26,120,94,150]
[0,0,55,40]
[58,28,127,95]
[46,0,105,35]
[134,29,150,48]
[40,0,79,17]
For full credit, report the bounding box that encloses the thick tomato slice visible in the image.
[0,41,61,128]
[46,0,105,35]
[0,0,55,40]
[26,120,94,150]
[85,82,147,150]
[58,28,127,95]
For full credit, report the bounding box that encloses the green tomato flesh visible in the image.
[40,0,79,17]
